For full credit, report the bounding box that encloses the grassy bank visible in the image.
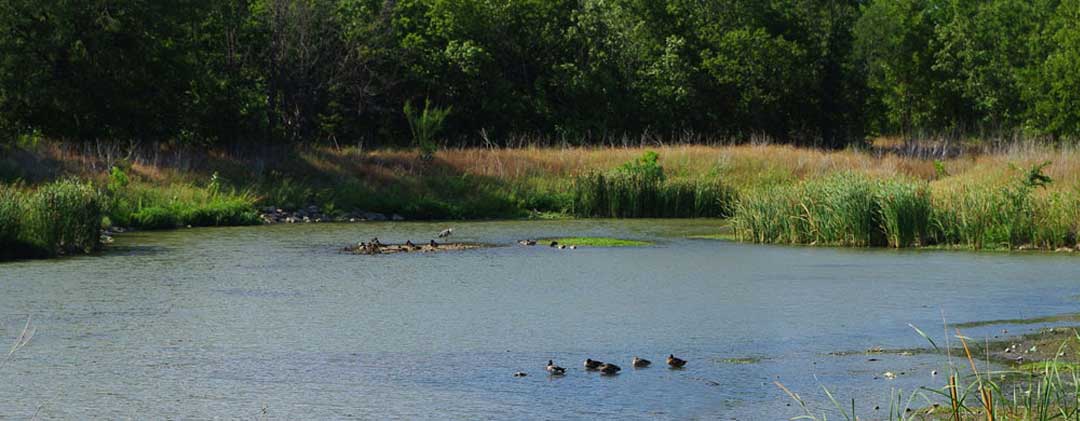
[4,139,1080,260]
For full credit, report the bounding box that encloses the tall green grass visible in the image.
[931,182,1079,249]
[733,173,934,248]
[0,179,103,259]
[878,180,933,248]
[734,165,1079,250]
[571,151,736,218]
[105,167,260,229]
[107,182,260,230]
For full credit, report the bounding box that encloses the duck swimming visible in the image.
[546,360,566,376]
[631,357,651,368]
[598,363,621,375]
[667,354,687,368]
[584,358,603,370]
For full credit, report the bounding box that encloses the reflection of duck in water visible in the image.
[632,357,651,368]
[546,360,566,376]
[598,363,621,375]
[667,354,687,368]
[584,358,603,370]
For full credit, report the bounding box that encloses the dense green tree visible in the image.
[2,0,1079,147]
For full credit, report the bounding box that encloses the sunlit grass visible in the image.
[543,237,652,247]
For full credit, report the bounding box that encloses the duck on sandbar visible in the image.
[632,357,651,368]
[667,354,687,368]
[429,239,439,248]
[549,241,559,247]
[598,363,621,375]
[584,358,603,370]
[546,360,566,375]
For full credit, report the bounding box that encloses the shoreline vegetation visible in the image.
[784,315,1080,419]
[3,139,1080,260]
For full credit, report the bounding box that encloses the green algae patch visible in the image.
[717,357,766,365]
[688,233,737,241]
[544,237,652,247]
[954,313,1080,329]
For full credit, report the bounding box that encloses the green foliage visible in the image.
[572,152,735,218]
[0,179,105,258]
[132,207,180,230]
[877,180,932,248]
[735,175,930,248]
[932,163,1074,249]
[404,100,452,161]
[0,184,25,255]
[3,0,1078,143]
[736,166,1079,250]
[107,166,129,194]
[852,0,1080,137]
[542,237,651,247]
[617,150,664,180]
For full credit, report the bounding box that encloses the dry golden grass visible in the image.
[10,140,1080,194]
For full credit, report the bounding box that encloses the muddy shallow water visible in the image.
[2,219,1079,419]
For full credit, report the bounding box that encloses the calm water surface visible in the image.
[2,220,1079,419]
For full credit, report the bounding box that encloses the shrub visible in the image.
[404,99,452,162]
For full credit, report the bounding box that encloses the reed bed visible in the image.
[733,162,1080,250]
[0,179,102,259]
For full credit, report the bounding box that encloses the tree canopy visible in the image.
[1,0,1078,147]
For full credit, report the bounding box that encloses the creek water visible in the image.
[2,219,1079,419]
